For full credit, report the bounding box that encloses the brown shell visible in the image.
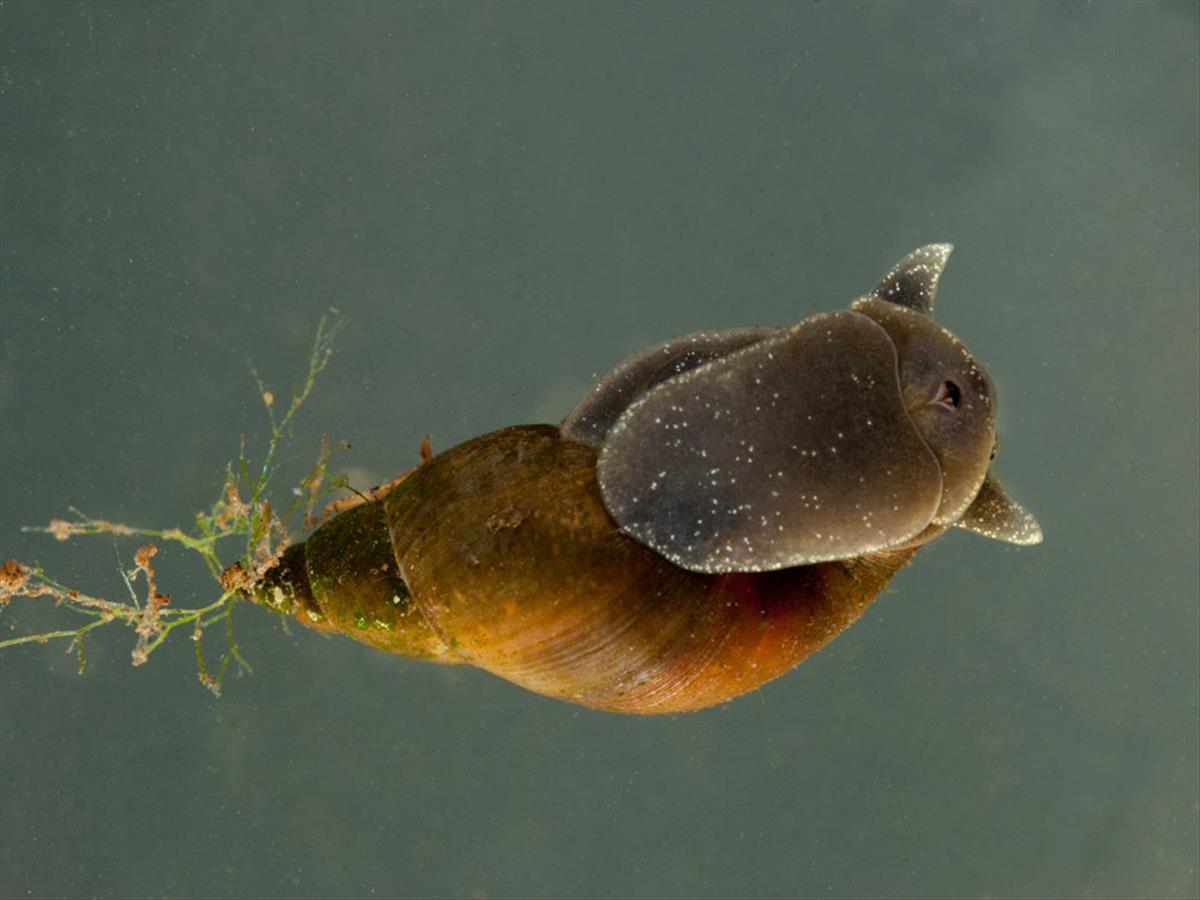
[377,425,917,713]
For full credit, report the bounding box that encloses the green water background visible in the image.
[2,3,1197,898]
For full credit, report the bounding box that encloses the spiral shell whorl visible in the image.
[384,426,915,712]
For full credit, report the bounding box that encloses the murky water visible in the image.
[2,3,1196,898]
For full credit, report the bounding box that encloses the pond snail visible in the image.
[252,245,1041,713]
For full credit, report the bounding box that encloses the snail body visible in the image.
[254,245,1041,713]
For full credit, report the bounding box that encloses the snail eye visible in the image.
[990,437,999,461]
[933,380,962,411]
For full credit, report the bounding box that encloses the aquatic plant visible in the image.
[0,313,347,695]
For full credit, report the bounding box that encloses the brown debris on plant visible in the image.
[0,313,351,693]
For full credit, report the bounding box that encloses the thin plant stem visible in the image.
[0,311,350,694]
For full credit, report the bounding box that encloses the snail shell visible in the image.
[261,425,918,712]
